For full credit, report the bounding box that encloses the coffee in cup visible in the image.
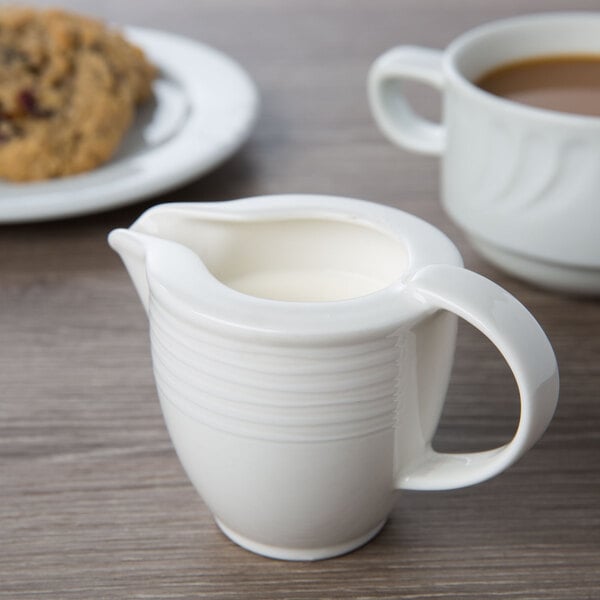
[476,54,600,117]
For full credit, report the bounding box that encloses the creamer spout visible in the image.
[108,229,155,315]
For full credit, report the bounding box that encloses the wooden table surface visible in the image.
[2,1,599,598]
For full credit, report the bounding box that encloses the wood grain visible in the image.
[1,1,599,598]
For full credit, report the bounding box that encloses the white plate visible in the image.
[0,26,259,223]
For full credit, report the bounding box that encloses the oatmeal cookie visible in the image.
[0,6,156,181]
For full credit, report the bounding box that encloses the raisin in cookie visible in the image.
[0,7,156,181]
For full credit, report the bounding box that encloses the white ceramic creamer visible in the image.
[108,195,559,560]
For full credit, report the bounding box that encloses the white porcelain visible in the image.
[369,13,600,294]
[108,194,558,560]
[0,27,258,223]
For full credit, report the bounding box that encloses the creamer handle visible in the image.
[398,264,559,490]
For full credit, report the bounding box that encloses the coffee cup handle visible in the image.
[399,264,559,490]
[368,46,445,155]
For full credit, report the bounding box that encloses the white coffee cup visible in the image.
[369,12,600,294]
[109,195,559,561]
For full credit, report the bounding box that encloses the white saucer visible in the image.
[469,236,600,295]
[0,26,259,223]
